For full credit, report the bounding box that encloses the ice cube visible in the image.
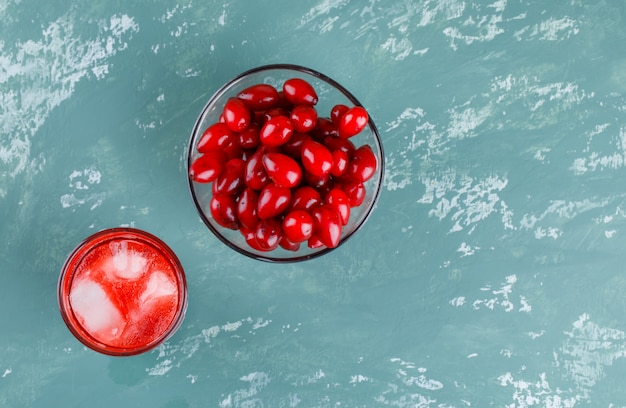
[70,278,124,341]
[139,271,177,305]
[109,241,148,279]
[121,271,178,345]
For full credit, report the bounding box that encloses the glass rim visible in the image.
[58,227,188,356]
[186,63,385,263]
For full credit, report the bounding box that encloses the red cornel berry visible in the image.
[260,115,294,147]
[190,77,377,253]
[282,210,314,243]
[222,97,251,132]
[290,105,318,133]
[262,153,302,188]
[237,84,280,111]
[197,123,233,153]
[189,151,226,183]
[301,139,333,178]
[282,78,318,106]
[338,106,368,139]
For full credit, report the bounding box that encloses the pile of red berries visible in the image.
[189,77,378,252]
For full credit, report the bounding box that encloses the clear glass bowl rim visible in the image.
[186,63,385,263]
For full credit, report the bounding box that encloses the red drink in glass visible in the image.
[58,228,187,356]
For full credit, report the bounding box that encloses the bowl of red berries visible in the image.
[187,64,384,262]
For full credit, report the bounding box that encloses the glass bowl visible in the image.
[187,64,384,262]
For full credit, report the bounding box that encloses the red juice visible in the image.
[58,228,187,356]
